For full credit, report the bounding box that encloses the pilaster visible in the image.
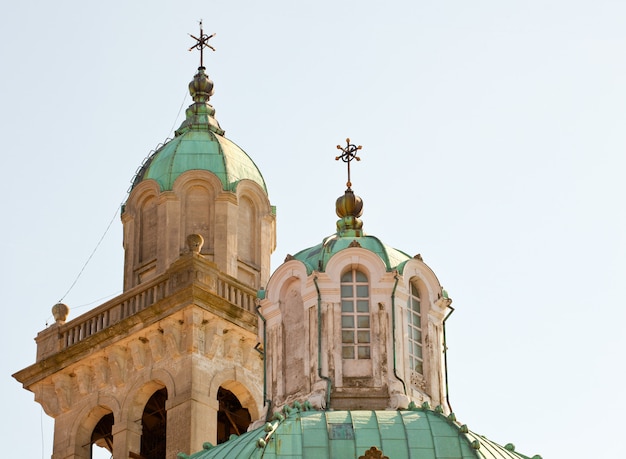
[214,192,239,279]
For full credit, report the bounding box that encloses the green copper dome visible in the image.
[180,405,540,459]
[292,233,412,274]
[290,188,412,273]
[131,67,267,194]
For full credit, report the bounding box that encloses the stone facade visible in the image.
[14,251,267,458]
[260,248,452,414]
[14,148,276,458]
[122,170,275,292]
[12,59,456,458]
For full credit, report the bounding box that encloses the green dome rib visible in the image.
[138,130,267,193]
[130,66,268,195]
[182,408,538,459]
[292,234,412,274]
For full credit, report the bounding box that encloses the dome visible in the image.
[292,233,412,274]
[290,187,412,273]
[180,404,540,459]
[131,67,268,194]
[135,130,267,193]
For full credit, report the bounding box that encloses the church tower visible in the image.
[14,26,275,459]
[15,27,542,459]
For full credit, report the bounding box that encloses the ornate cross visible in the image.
[336,138,362,189]
[188,20,216,68]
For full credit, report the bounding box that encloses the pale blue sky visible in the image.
[2,1,625,457]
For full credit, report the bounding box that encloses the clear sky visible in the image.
[2,1,625,458]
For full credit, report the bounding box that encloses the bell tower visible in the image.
[13,25,275,459]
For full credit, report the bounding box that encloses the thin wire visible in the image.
[45,290,122,325]
[58,202,122,303]
[40,406,45,459]
[73,291,123,310]
[169,88,188,137]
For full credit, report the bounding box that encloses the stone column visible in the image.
[165,392,220,457]
[112,418,142,459]
[51,415,89,459]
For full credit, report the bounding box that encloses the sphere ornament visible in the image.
[187,233,205,254]
[189,67,215,103]
[51,303,70,325]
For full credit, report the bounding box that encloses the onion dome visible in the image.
[180,404,541,459]
[130,66,267,194]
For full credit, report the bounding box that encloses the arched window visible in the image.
[407,282,423,375]
[341,269,370,360]
[216,387,251,444]
[140,388,167,459]
[90,412,113,458]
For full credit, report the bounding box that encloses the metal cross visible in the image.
[336,138,362,189]
[188,20,216,68]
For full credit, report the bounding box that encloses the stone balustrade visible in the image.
[35,256,258,362]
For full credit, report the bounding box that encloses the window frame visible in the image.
[340,268,371,360]
[407,281,424,377]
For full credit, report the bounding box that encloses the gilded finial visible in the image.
[335,138,362,190]
[188,20,216,69]
[334,139,364,235]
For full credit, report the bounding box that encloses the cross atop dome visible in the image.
[188,20,216,69]
[336,138,362,190]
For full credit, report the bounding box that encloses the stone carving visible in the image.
[148,329,165,362]
[410,371,426,391]
[51,303,70,325]
[74,365,92,395]
[93,356,110,388]
[52,373,72,412]
[128,339,147,370]
[107,347,128,386]
[187,233,204,254]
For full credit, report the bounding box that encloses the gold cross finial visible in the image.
[336,138,362,189]
[188,20,216,68]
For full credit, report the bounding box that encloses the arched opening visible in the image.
[216,387,251,444]
[140,387,168,459]
[90,413,113,459]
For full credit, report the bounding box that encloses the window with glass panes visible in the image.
[407,283,423,374]
[341,269,371,359]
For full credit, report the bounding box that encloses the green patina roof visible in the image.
[131,67,267,194]
[289,188,412,274]
[292,233,412,274]
[181,406,539,459]
[137,130,267,193]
